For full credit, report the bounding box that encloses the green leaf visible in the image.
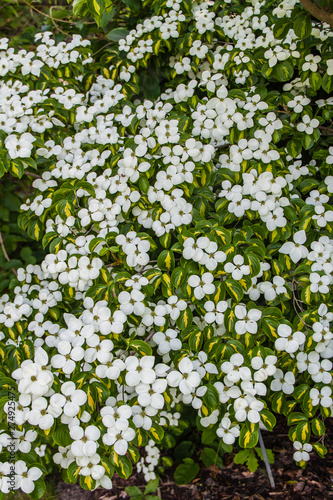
[202,384,220,411]
[174,458,200,485]
[27,219,43,241]
[200,447,223,469]
[309,72,322,91]
[67,461,81,484]
[157,250,175,272]
[114,454,133,479]
[312,442,327,458]
[107,28,129,41]
[287,138,302,158]
[225,279,244,302]
[322,73,333,94]
[149,422,164,443]
[293,14,312,39]
[29,478,46,500]
[311,417,325,437]
[125,486,143,499]
[145,478,159,494]
[276,61,294,82]
[238,423,259,448]
[53,424,72,447]
[254,447,275,464]
[188,329,203,352]
[128,339,152,356]
[234,449,258,472]
[273,18,292,39]
[295,421,311,443]
[171,267,186,288]
[260,409,276,431]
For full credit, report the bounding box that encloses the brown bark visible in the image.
[299,0,333,28]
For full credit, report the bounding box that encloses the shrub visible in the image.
[0,0,333,497]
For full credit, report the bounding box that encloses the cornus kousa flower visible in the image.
[188,273,215,299]
[234,305,262,335]
[167,357,201,395]
[279,230,308,263]
[49,382,87,417]
[125,356,156,386]
[234,395,264,423]
[15,461,43,494]
[293,442,313,462]
[224,255,250,280]
[259,276,287,301]
[271,370,295,394]
[153,329,182,354]
[309,387,332,407]
[204,300,228,324]
[275,324,305,354]
[221,354,251,383]
[309,273,330,294]
[69,425,101,457]
[251,356,277,381]
[216,417,240,444]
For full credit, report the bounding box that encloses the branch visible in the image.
[0,232,17,277]
[299,0,333,28]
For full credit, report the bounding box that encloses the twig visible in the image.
[144,331,155,342]
[318,126,333,134]
[0,232,17,277]
[20,0,96,24]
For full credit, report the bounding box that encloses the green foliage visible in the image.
[0,0,333,496]
[234,447,275,473]
[125,478,160,500]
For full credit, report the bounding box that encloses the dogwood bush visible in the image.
[0,0,333,496]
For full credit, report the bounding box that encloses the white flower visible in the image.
[204,300,228,324]
[101,404,132,431]
[279,230,308,263]
[5,132,35,159]
[224,255,250,280]
[167,357,201,395]
[234,395,264,423]
[125,356,156,386]
[221,353,251,383]
[296,115,319,135]
[50,381,87,417]
[309,386,332,407]
[271,369,295,394]
[188,273,215,299]
[15,461,43,494]
[153,329,182,354]
[102,426,135,455]
[327,59,333,76]
[309,273,330,294]
[216,417,240,444]
[136,379,167,410]
[251,355,277,381]
[275,324,305,354]
[200,409,219,427]
[182,386,207,409]
[234,305,262,335]
[293,441,312,462]
[259,276,287,301]
[166,295,187,320]
[70,425,101,457]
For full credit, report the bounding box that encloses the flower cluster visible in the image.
[0,0,333,495]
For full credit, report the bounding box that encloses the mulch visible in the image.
[56,418,333,500]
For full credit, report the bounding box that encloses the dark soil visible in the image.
[55,418,333,500]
